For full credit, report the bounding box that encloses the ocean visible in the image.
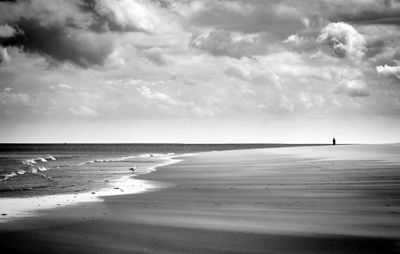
[0,143,316,220]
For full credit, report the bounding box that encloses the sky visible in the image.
[0,0,399,143]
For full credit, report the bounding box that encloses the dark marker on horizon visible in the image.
[332,138,336,146]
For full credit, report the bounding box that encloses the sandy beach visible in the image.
[0,145,399,253]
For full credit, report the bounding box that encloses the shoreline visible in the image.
[0,146,316,223]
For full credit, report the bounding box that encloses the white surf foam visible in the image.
[36,166,47,172]
[0,172,18,182]
[16,170,26,175]
[23,159,36,165]
[36,158,47,163]
[23,155,56,166]
[46,156,56,161]
[77,152,178,166]
[0,177,165,222]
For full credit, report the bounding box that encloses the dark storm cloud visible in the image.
[0,0,92,28]
[0,0,163,67]
[2,19,113,67]
[0,0,116,67]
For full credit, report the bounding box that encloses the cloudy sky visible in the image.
[0,0,399,143]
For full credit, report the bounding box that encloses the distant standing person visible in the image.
[332,138,336,145]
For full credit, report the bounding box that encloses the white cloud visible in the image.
[192,106,216,117]
[51,83,73,90]
[190,30,268,58]
[70,106,98,116]
[336,80,370,97]
[279,94,294,111]
[284,34,304,45]
[284,21,367,63]
[137,86,178,106]
[299,92,313,108]
[257,104,266,111]
[317,22,366,62]
[376,64,400,80]
[225,65,281,87]
[0,87,32,106]
[284,33,320,54]
[140,47,167,66]
[107,79,166,88]
[191,96,222,117]
[98,0,164,33]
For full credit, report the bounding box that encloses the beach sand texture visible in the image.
[1,145,399,253]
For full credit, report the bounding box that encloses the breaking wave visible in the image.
[77,153,176,166]
[0,155,54,182]
[23,155,56,165]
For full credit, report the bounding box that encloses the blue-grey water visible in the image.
[0,143,315,199]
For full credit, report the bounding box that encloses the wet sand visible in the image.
[1,145,399,253]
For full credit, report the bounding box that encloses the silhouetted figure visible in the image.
[332,138,336,146]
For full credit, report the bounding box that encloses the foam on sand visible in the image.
[0,176,166,222]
